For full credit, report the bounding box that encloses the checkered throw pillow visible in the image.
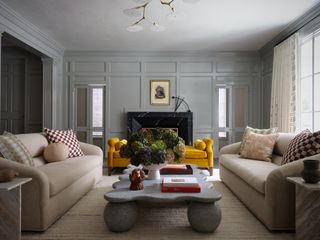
[44,128,83,158]
[0,131,34,166]
[282,129,320,165]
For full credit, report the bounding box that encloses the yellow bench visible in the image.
[107,137,214,175]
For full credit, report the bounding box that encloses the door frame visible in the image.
[215,82,252,150]
[71,83,107,153]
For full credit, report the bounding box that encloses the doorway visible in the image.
[216,83,250,150]
[73,85,106,153]
[1,34,43,134]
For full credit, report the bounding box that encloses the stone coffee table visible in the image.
[104,166,222,233]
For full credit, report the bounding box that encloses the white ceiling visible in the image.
[2,0,320,51]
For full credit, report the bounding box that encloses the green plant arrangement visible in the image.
[120,128,186,166]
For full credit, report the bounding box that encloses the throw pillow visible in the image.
[282,129,320,165]
[0,131,34,166]
[194,139,206,151]
[115,139,127,151]
[240,132,279,161]
[239,126,278,154]
[44,128,83,158]
[43,143,69,162]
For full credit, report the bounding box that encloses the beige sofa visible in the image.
[0,133,103,231]
[219,133,320,231]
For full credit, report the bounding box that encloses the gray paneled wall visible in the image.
[64,52,261,153]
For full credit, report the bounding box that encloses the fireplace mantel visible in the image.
[127,112,193,145]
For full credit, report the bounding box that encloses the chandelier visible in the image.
[124,0,200,32]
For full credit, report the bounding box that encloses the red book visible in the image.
[160,164,193,175]
[161,177,201,193]
[161,185,201,193]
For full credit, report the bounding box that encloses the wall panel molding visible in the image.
[64,52,261,154]
[0,1,64,58]
[0,1,66,129]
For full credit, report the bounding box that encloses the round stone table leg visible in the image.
[104,202,138,232]
[187,202,221,233]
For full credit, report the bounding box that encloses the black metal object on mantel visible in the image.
[172,96,191,112]
[127,112,193,145]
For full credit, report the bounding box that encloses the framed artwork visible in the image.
[150,80,170,105]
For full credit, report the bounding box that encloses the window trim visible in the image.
[297,28,320,132]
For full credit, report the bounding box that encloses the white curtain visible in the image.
[270,33,298,133]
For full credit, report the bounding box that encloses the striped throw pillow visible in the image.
[0,131,34,166]
[239,126,278,154]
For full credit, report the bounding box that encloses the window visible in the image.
[298,28,320,132]
[92,88,104,137]
[218,88,227,137]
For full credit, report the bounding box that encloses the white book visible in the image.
[162,177,199,187]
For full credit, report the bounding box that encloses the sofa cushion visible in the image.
[219,154,279,194]
[185,146,207,159]
[113,151,121,158]
[273,133,295,156]
[16,133,48,157]
[271,155,283,166]
[38,155,101,196]
[33,156,46,167]
[113,146,208,159]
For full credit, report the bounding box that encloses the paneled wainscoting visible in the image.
[64,51,262,156]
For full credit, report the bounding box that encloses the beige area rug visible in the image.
[22,175,294,240]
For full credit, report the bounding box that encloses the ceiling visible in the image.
[2,0,320,51]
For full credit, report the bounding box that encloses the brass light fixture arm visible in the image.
[160,0,175,12]
[130,2,155,27]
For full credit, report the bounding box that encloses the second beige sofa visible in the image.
[0,133,103,231]
[219,133,320,230]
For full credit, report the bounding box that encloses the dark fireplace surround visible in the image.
[127,112,193,145]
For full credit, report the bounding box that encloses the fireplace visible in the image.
[127,112,193,145]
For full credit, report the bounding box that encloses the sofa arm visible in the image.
[203,138,214,168]
[0,158,50,206]
[79,142,103,157]
[266,154,320,208]
[219,142,241,155]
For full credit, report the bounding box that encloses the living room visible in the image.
[0,0,319,239]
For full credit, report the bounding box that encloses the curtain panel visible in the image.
[270,33,298,133]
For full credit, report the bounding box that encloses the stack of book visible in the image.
[162,177,201,193]
[160,164,193,175]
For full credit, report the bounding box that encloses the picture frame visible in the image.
[150,80,170,105]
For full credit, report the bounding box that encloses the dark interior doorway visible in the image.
[1,33,43,134]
